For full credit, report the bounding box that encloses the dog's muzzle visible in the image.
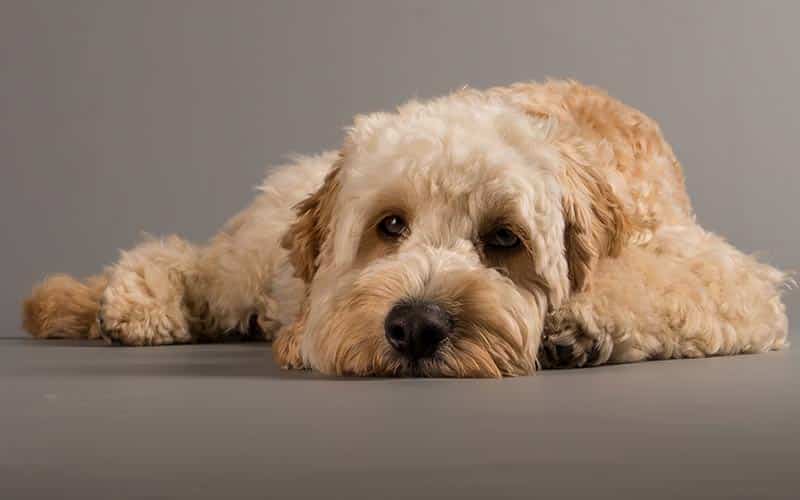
[383,301,453,360]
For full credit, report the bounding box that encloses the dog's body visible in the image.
[23,81,790,376]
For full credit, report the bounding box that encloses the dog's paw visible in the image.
[273,324,306,370]
[539,313,613,369]
[97,282,193,347]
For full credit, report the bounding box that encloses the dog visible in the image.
[22,80,791,377]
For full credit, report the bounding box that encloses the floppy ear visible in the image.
[280,158,343,283]
[559,151,630,293]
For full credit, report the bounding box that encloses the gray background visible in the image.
[1,1,798,334]
[2,3,799,499]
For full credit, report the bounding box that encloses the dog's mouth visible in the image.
[386,337,455,377]
[375,335,529,378]
[325,318,535,378]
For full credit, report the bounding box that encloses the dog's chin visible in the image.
[305,262,543,378]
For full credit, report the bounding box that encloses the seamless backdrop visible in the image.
[2,0,798,337]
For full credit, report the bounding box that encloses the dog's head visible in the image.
[282,94,628,377]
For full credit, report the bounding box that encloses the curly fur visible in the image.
[22,80,791,377]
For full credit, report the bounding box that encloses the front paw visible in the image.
[97,289,192,346]
[539,313,612,369]
[272,325,306,370]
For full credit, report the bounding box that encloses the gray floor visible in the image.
[1,335,798,500]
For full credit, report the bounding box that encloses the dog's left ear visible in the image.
[281,157,344,283]
[559,149,630,293]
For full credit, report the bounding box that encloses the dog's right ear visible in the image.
[281,158,344,283]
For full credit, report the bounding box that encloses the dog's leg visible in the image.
[191,211,305,344]
[99,156,329,346]
[540,225,790,368]
[97,235,200,346]
[97,223,304,346]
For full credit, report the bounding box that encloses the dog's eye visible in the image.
[484,227,520,249]
[378,215,407,238]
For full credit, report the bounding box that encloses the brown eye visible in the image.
[485,227,520,249]
[378,215,407,238]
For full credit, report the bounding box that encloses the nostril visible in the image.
[386,323,407,345]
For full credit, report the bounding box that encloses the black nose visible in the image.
[384,302,453,360]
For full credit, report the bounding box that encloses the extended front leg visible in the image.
[98,236,200,345]
[98,234,295,346]
[540,225,789,368]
